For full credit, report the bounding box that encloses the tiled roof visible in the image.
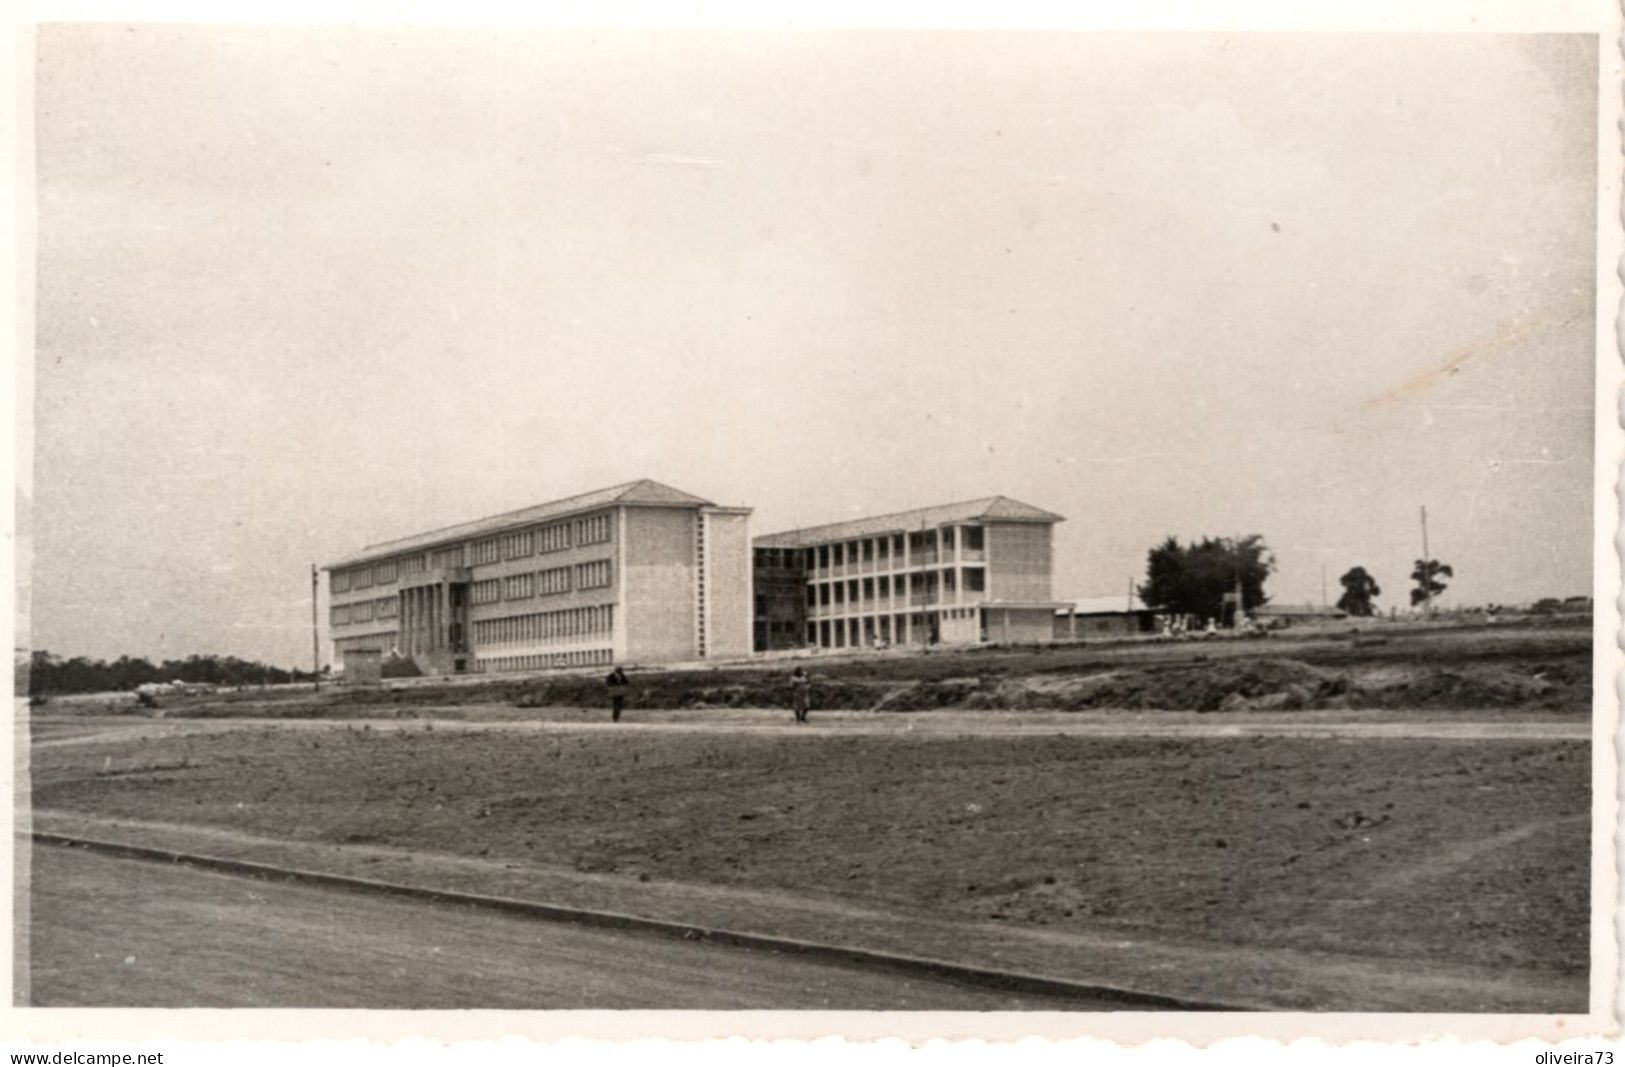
[754,496,1062,549]
[325,479,715,569]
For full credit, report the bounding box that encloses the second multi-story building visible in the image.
[752,496,1065,651]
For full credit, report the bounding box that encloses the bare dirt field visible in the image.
[23,621,1594,1010]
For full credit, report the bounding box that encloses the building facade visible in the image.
[324,480,752,675]
[752,497,1066,651]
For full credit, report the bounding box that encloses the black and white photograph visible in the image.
[10,0,1620,1053]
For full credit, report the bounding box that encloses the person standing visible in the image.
[789,666,812,724]
[606,665,630,723]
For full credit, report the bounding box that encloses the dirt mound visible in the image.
[1353,664,1576,711]
[1039,659,1350,713]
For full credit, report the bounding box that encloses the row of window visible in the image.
[807,568,985,606]
[331,597,403,627]
[471,604,614,648]
[808,606,983,647]
[475,648,612,674]
[332,550,437,592]
[802,526,986,571]
[753,548,809,571]
[331,513,619,592]
[333,632,396,655]
[468,559,612,606]
[470,514,611,567]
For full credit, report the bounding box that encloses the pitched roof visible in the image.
[325,479,715,569]
[754,496,1063,548]
[1254,603,1348,617]
[1055,596,1152,616]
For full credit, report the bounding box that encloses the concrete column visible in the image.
[440,583,450,651]
[425,585,435,650]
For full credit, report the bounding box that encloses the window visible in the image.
[471,579,501,605]
[538,522,571,553]
[576,559,612,590]
[373,559,397,584]
[576,513,611,545]
[353,566,373,590]
[964,526,985,552]
[470,605,614,649]
[505,573,534,600]
[330,604,350,626]
[432,546,461,570]
[351,599,374,622]
[471,539,501,565]
[331,570,351,594]
[965,568,985,593]
[502,529,534,559]
[403,553,428,575]
[377,596,399,619]
[538,566,572,595]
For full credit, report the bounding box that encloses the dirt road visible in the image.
[24,845,1105,1010]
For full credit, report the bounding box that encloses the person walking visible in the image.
[606,665,630,723]
[789,666,812,724]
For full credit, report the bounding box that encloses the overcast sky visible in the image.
[26,27,1599,666]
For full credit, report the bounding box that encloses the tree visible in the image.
[1138,535,1274,622]
[1336,566,1381,617]
[1410,559,1454,609]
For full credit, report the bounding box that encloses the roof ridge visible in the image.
[357,480,649,552]
[756,495,1062,547]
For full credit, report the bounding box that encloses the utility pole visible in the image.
[1420,505,1431,615]
[1231,536,1245,629]
[310,563,321,690]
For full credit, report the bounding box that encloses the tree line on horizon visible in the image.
[23,650,317,696]
[1138,534,1456,620]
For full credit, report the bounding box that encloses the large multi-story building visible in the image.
[323,480,752,675]
[751,497,1066,652]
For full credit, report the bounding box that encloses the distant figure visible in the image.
[789,666,812,724]
[606,665,630,723]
